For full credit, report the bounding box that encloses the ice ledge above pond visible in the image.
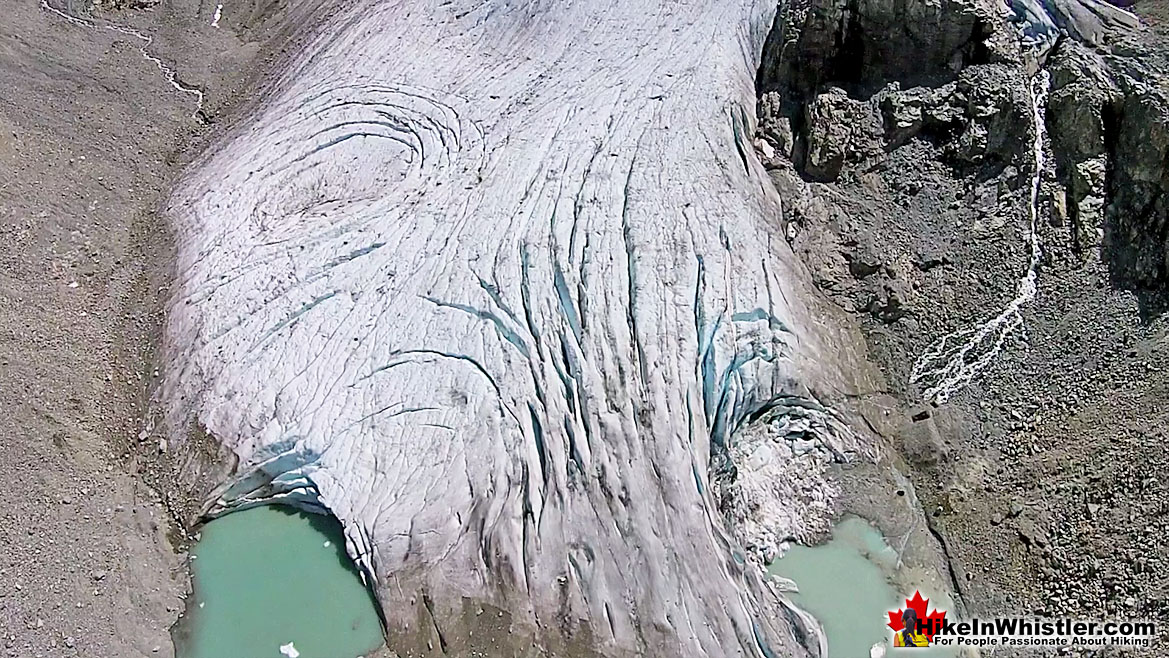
[161,0,877,655]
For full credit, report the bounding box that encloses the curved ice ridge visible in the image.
[909,71,1050,405]
[164,1,863,655]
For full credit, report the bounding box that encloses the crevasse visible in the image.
[163,1,867,655]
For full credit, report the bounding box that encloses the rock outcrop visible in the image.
[1105,64,1169,295]
[758,0,1033,184]
[1045,43,1117,254]
[1041,29,1169,305]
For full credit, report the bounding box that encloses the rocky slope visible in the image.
[0,1,343,656]
[755,0,1169,651]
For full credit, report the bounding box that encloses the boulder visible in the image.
[802,88,879,181]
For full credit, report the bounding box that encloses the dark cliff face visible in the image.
[1044,40,1169,317]
[758,0,1003,100]
[757,0,1026,183]
[1104,70,1169,309]
[753,0,1169,638]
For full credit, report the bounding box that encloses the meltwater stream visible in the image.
[174,506,384,658]
[909,71,1051,405]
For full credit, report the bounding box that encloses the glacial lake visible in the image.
[174,505,384,658]
[768,516,957,657]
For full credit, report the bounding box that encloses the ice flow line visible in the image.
[909,71,1050,405]
[40,0,205,119]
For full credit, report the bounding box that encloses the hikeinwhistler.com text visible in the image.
[924,618,1158,648]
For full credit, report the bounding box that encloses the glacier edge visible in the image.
[162,1,875,655]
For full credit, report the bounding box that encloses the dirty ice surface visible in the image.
[175,506,383,658]
[164,0,871,653]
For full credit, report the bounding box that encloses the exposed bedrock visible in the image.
[162,1,880,656]
[758,0,1007,99]
[756,0,1034,184]
[1105,69,1169,302]
[759,0,1167,318]
[1042,35,1169,314]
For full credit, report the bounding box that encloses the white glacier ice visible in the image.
[163,0,873,655]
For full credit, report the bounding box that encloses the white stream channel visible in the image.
[39,0,205,118]
[910,71,1051,405]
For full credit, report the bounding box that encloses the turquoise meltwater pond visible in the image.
[768,516,957,657]
[174,505,385,658]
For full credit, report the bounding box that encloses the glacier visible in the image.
[162,0,875,655]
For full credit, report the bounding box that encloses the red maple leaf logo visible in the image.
[887,591,947,642]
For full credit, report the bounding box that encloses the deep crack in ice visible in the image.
[163,1,868,655]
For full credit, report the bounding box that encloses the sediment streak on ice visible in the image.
[164,1,861,655]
